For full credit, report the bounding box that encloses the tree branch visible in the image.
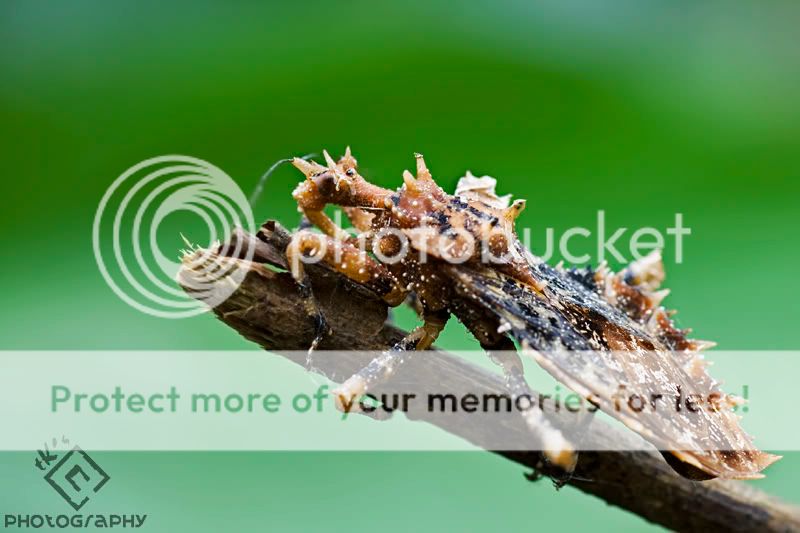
[178,222,800,532]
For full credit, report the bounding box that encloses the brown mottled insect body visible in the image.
[286,147,778,480]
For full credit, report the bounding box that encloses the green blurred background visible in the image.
[2,1,799,531]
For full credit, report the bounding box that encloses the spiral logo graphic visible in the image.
[93,155,256,318]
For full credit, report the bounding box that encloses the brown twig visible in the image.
[178,222,800,532]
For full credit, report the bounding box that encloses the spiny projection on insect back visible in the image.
[285,147,779,481]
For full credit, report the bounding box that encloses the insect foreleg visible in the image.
[302,209,351,241]
[284,232,331,360]
[287,231,407,307]
[286,230,409,359]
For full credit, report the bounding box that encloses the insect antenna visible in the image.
[249,152,317,207]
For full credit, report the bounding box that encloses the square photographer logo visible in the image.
[35,440,110,511]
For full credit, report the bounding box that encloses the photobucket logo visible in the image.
[290,209,690,271]
[93,155,255,318]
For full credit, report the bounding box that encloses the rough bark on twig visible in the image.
[178,222,800,532]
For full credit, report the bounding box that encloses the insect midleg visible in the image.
[333,309,450,414]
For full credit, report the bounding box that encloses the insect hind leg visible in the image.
[494,346,596,488]
[489,348,578,474]
[451,300,578,473]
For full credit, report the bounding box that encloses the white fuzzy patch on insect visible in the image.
[497,321,512,334]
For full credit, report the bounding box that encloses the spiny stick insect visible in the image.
[284,147,778,480]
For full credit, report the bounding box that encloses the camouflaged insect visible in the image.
[286,148,779,480]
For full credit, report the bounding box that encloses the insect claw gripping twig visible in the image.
[524,469,544,483]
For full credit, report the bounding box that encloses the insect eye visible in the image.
[345,168,356,177]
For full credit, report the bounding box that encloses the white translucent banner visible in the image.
[0,351,794,453]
